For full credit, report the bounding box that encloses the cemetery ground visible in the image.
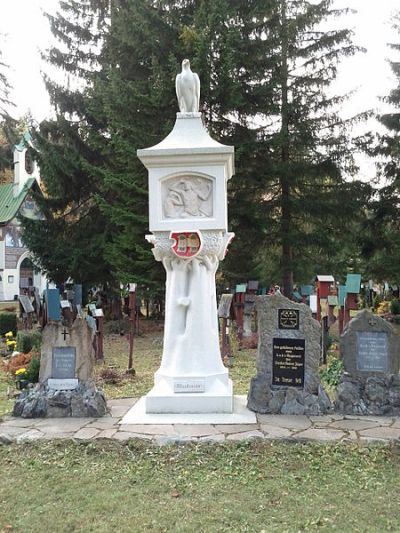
[1,322,400,531]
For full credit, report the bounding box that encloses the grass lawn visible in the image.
[1,440,399,532]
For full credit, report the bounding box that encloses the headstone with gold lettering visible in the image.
[247,293,331,415]
[336,309,400,415]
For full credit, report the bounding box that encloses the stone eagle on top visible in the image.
[175,59,200,113]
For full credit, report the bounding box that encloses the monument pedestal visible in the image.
[145,372,233,413]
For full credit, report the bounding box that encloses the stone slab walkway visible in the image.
[1,397,400,445]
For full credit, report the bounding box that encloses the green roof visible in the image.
[0,178,36,223]
[300,285,314,296]
[346,274,361,294]
[338,285,347,306]
[293,291,302,302]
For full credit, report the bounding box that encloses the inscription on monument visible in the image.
[356,331,388,372]
[278,309,299,330]
[272,338,305,387]
[173,379,205,393]
[52,347,76,379]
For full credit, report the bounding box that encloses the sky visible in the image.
[0,0,399,178]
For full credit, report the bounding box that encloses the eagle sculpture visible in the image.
[175,59,200,113]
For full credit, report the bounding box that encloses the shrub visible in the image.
[99,367,122,384]
[16,331,42,354]
[390,299,400,316]
[373,293,383,311]
[0,313,17,337]
[320,357,344,388]
[2,352,33,376]
[25,356,40,383]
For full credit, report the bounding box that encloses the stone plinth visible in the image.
[247,294,331,415]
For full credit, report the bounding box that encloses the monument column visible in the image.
[137,60,235,413]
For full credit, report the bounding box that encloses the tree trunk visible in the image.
[279,0,293,299]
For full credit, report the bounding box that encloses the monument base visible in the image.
[145,373,233,414]
[121,395,256,424]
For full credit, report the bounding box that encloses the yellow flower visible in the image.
[15,368,27,376]
[5,331,14,338]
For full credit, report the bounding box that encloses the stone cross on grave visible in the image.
[62,327,69,341]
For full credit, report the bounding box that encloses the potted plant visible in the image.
[15,367,29,390]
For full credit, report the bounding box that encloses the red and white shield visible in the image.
[170,231,202,258]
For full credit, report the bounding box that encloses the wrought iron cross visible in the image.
[62,327,69,341]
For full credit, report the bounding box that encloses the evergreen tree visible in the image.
[20,1,113,286]
[360,12,400,283]
[0,40,17,173]
[22,0,371,297]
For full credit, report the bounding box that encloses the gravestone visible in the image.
[46,288,61,321]
[247,294,331,415]
[13,318,107,418]
[336,309,400,415]
[218,294,233,319]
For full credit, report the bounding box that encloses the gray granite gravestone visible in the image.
[13,318,107,418]
[336,309,400,415]
[247,294,331,415]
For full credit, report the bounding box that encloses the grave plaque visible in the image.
[356,331,388,372]
[19,295,34,314]
[218,294,233,319]
[173,379,205,393]
[278,309,299,330]
[272,338,305,387]
[52,347,76,379]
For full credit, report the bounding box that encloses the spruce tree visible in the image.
[361,12,400,282]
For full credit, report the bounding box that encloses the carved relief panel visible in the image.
[162,175,213,220]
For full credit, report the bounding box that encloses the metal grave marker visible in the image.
[52,347,76,379]
[46,288,61,321]
[19,295,34,314]
[278,309,299,330]
[272,338,305,387]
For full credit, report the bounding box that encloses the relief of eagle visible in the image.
[175,59,200,113]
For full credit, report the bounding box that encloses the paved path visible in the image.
[1,397,400,445]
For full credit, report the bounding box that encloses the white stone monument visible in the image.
[137,60,235,414]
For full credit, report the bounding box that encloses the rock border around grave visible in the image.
[13,380,107,418]
[336,309,400,415]
[247,294,332,415]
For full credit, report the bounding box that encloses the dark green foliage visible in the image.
[390,298,400,315]
[21,0,370,294]
[320,357,344,388]
[361,13,400,283]
[0,313,17,337]
[25,356,40,383]
[16,331,42,354]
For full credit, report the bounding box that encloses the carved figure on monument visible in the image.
[175,59,200,113]
[163,177,212,218]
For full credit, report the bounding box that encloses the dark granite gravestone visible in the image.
[336,309,400,415]
[52,347,76,379]
[13,318,107,418]
[46,288,61,321]
[247,294,331,415]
